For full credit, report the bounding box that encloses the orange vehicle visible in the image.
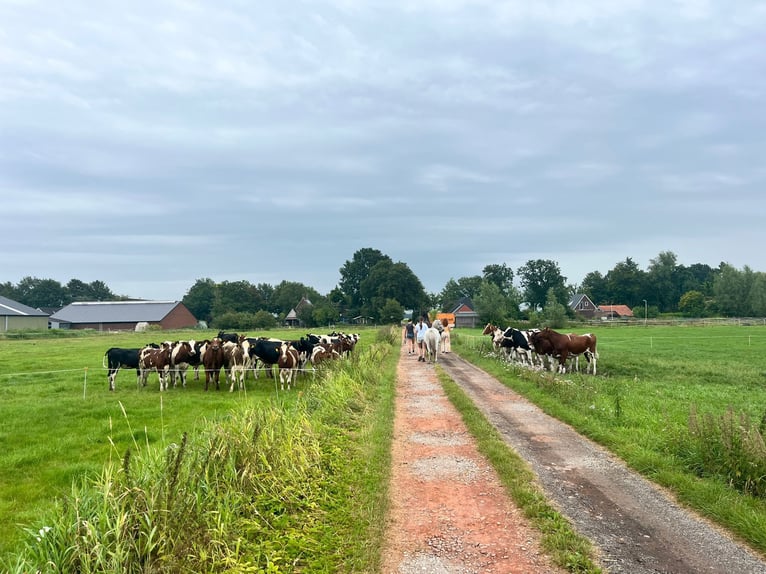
[436,313,456,328]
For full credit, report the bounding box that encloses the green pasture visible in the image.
[0,328,375,558]
[455,323,766,556]
[4,323,766,568]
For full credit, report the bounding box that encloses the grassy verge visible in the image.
[3,331,398,573]
[438,370,602,574]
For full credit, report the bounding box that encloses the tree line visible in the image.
[3,248,765,328]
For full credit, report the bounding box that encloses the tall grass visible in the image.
[2,328,396,572]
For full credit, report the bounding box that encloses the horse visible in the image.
[423,326,441,363]
[531,328,598,374]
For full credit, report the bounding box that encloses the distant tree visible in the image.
[713,263,751,316]
[252,282,276,313]
[271,281,323,316]
[87,280,116,301]
[252,310,278,329]
[647,251,680,313]
[679,290,706,317]
[749,273,766,317]
[359,260,427,318]
[0,281,17,300]
[14,276,68,308]
[339,248,391,312]
[213,280,263,317]
[482,264,514,297]
[580,271,609,306]
[327,286,351,323]
[474,281,509,326]
[604,257,645,307]
[517,259,568,308]
[439,276,483,311]
[540,287,568,328]
[183,278,216,323]
[66,279,91,302]
[379,298,405,324]
[297,304,315,328]
[678,263,717,297]
[311,302,340,327]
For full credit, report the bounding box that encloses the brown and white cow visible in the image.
[169,340,197,388]
[530,328,598,375]
[310,342,341,366]
[139,342,173,391]
[222,340,246,392]
[277,342,299,390]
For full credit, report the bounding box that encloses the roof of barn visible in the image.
[50,300,184,323]
[0,295,49,317]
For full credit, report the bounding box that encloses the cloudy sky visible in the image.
[2,1,764,301]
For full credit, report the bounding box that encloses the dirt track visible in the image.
[435,352,766,574]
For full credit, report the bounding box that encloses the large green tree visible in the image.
[338,248,392,314]
[604,257,645,308]
[182,278,217,323]
[439,276,483,312]
[212,280,261,318]
[474,281,509,326]
[580,271,609,306]
[647,251,680,313]
[15,276,68,308]
[482,264,514,297]
[516,259,568,308]
[713,264,754,316]
[359,260,427,319]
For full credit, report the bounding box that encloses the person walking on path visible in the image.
[414,316,429,362]
[440,322,451,353]
[402,319,416,355]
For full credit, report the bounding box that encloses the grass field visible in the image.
[454,323,766,556]
[4,323,766,566]
[0,327,377,558]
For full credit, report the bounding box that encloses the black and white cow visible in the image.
[104,347,141,391]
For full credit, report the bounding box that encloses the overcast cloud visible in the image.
[2,1,764,300]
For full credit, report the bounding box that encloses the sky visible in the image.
[2,1,765,302]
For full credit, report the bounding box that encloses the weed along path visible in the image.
[381,350,565,573]
[434,352,766,574]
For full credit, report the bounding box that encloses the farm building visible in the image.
[0,295,49,332]
[599,304,634,319]
[49,300,197,331]
[284,296,313,327]
[569,293,600,319]
[451,297,479,328]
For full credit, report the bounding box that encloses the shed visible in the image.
[50,301,197,331]
[0,295,50,332]
[451,297,479,329]
[599,304,634,319]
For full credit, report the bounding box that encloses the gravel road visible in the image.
[437,352,766,574]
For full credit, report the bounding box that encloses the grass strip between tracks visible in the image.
[438,369,603,574]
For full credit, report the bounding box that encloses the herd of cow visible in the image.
[482,324,599,375]
[103,331,360,392]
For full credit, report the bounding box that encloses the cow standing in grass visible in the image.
[202,337,225,390]
[139,342,173,391]
[104,347,141,391]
